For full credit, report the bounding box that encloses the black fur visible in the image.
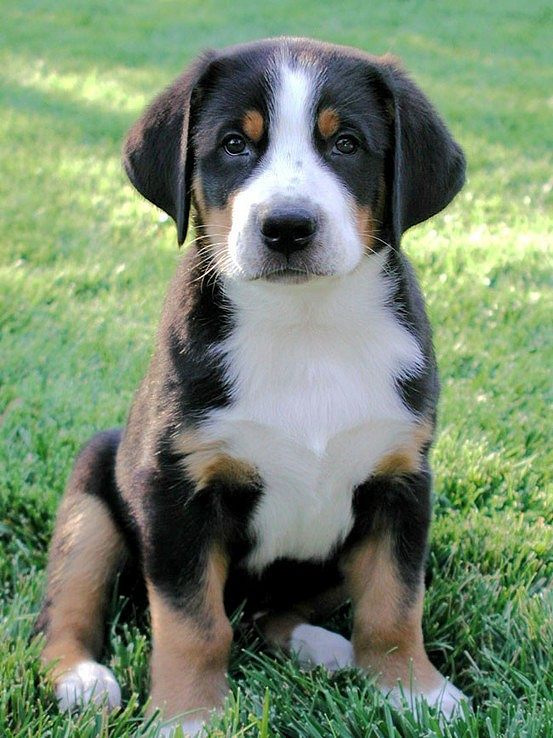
[123,52,217,244]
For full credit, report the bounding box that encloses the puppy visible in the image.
[37,37,467,736]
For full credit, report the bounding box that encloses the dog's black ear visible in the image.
[377,57,466,245]
[123,53,215,245]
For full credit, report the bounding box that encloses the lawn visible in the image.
[1,0,552,736]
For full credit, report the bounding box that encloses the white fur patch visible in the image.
[202,252,423,571]
[55,660,121,712]
[290,624,354,671]
[158,717,206,737]
[386,679,468,721]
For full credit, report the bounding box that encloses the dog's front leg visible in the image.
[140,446,261,735]
[146,546,231,736]
[145,515,232,737]
[343,471,467,720]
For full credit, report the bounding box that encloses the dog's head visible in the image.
[124,38,465,284]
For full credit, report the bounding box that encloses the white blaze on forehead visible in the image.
[269,63,319,167]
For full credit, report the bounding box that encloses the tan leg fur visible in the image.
[343,535,443,694]
[41,493,126,681]
[147,548,233,724]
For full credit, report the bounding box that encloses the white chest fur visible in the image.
[203,254,424,571]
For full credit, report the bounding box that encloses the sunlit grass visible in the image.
[1,0,552,736]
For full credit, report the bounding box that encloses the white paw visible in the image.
[56,660,121,712]
[386,679,468,721]
[158,717,206,737]
[423,680,468,720]
[290,624,354,672]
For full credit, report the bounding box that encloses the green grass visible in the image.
[1,0,552,736]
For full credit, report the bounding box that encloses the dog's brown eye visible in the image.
[223,134,247,155]
[334,135,358,155]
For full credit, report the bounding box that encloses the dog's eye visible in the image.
[223,134,247,156]
[334,135,358,155]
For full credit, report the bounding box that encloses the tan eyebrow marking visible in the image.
[242,109,264,142]
[317,107,340,138]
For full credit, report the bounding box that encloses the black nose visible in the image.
[261,207,317,255]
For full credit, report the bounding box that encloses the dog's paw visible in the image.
[386,679,469,721]
[422,680,468,720]
[290,624,354,671]
[158,717,206,737]
[55,660,121,712]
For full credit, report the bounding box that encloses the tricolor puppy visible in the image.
[37,37,467,736]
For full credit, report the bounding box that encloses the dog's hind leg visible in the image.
[257,586,354,672]
[259,611,354,672]
[36,429,127,711]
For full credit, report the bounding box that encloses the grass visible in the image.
[1,0,552,736]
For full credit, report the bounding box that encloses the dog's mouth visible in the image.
[257,267,326,284]
[262,267,313,284]
[253,265,330,285]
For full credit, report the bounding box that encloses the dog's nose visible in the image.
[261,207,317,255]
